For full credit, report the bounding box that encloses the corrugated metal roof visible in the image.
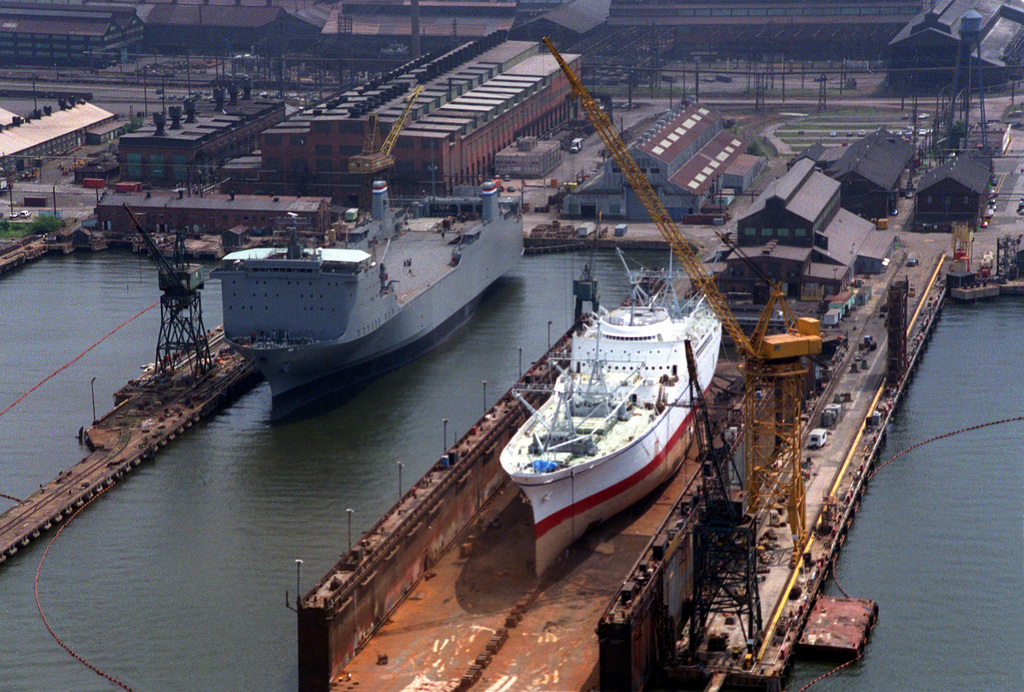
[0,103,114,158]
[917,151,991,193]
[140,4,283,28]
[107,191,328,213]
[668,129,745,195]
[828,129,914,190]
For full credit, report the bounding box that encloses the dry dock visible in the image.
[0,328,259,566]
[297,326,743,691]
[299,246,951,692]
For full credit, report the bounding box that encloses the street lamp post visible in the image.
[442,417,448,453]
[482,380,487,415]
[518,346,522,378]
[397,461,404,501]
[90,376,97,424]
[346,508,353,551]
[547,320,553,349]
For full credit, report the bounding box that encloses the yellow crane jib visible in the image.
[348,85,425,175]
[542,37,820,581]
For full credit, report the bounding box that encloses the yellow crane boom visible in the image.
[542,37,821,573]
[349,85,425,175]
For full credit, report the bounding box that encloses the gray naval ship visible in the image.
[212,180,523,418]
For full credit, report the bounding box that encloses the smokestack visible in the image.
[153,112,166,135]
[228,83,238,106]
[410,0,421,59]
[481,180,498,222]
[372,180,389,221]
[243,82,251,100]
[43,105,52,116]
[184,99,197,123]
[168,105,182,129]
[214,88,225,110]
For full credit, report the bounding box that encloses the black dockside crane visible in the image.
[124,205,212,379]
[685,339,762,659]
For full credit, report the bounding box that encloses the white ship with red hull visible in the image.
[501,264,721,575]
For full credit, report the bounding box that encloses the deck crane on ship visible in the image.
[542,37,822,643]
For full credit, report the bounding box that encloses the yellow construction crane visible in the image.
[348,85,425,175]
[542,38,821,563]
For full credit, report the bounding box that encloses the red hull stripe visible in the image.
[534,404,699,540]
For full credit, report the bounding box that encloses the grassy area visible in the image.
[0,222,31,240]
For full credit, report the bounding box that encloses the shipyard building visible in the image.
[117,86,285,190]
[225,35,579,201]
[719,158,896,302]
[563,103,756,221]
[0,100,118,175]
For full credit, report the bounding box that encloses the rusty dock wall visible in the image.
[0,330,260,567]
[297,336,568,691]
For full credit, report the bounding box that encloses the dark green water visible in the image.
[0,249,648,691]
[2,253,1021,691]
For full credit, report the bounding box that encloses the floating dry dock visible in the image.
[301,250,949,692]
[0,328,259,566]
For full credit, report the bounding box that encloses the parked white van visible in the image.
[808,429,829,449]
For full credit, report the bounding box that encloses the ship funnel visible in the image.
[481,180,498,222]
[372,180,389,221]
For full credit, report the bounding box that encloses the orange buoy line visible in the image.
[0,302,158,419]
[34,483,136,692]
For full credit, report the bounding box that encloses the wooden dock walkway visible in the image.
[0,331,259,567]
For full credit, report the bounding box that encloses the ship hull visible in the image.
[215,187,523,419]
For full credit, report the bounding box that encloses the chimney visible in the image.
[168,105,182,129]
[57,97,66,110]
[11,116,22,127]
[372,180,389,221]
[184,99,197,123]
[228,83,239,105]
[214,88,225,110]
[32,109,41,119]
[243,83,251,100]
[481,180,498,222]
[43,105,52,116]
[153,112,166,136]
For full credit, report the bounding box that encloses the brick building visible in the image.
[95,191,331,237]
[227,35,578,203]
[914,152,990,232]
[118,89,285,189]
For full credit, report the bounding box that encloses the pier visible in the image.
[0,328,259,566]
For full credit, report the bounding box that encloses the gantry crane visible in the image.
[348,85,425,176]
[542,39,821,571]
[124,205,212,379]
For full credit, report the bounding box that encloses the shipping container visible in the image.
[83,178,105,189]
[23,196,47,207]
[115,182,142,193]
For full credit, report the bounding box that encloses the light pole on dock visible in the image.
[295,559,302,609]
[518,347,522,378]
[442,418,448,453]
[482,380,487,415]
[397,461,404,501]
[346,508,353,552]
[547,320,552,349]
[90,376,97,424]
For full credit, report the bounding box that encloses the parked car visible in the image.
[906,256,919,267]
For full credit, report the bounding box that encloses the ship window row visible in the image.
[606,335,655,341]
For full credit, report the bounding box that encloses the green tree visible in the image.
[28,215,63,235]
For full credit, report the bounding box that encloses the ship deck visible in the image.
[388,221,470,306]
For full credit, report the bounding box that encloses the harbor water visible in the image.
[0,249,650,691]
[2,252,1022,690]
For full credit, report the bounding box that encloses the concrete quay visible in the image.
[0,329,259,567]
